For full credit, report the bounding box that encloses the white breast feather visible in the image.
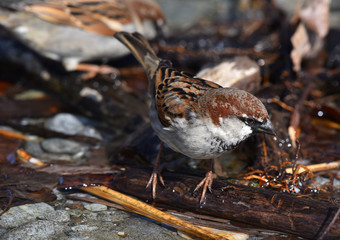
[149,103,253,159]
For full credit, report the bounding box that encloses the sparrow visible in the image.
[0,0,165,77]
[114,32,275,203]
[23,0,165,37]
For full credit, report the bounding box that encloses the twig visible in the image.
[289,81,314,148]
[0,128,27,140]
[16,148,46,166]
[266,98,294,111]
[317,207,340,240]
[0,189,14,216]
[81,185,228,240]
[285,161,340,174]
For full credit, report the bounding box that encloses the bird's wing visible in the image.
[155,69,222,127]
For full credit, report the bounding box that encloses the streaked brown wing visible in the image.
[25,0,131,35]
[155,69,222,127]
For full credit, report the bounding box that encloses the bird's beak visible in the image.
[257,120,276,136]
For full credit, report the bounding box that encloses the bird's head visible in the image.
[198,88,275,148]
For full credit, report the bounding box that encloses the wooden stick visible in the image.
[0,128,27,140]
[285,161,340,174]
[81,185,228,240]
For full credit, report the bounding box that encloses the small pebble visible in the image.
[24,140,85,163]
[84,203,108,212]
[117,231,127,237]
[14,89,46,100]
[45,113,84,135]
[44,113,103,139]
[80,126,103,140]
[40,138,82,154]
[71,224,99,232]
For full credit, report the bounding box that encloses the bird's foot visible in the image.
[146,171,165,199]
[194,171,217,204]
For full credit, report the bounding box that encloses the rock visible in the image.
[197,56,261,93]
[80,126,103,140]
[2,220,66,240]
[24,140,86,164]
[41,210,71,223]
[312,176,332,188]
[40,138,83,154]
[0,228,7,236]
[0,203,55,229]
[116,215,182,240]
[0,200,182,240]
[71,224,99,232]
[44,113,102,140]
[52,188,66,201]
[84,203,108,212]
[44,113,84,135]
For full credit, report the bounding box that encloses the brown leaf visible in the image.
[291,23,311,72]
[299,0,330,38]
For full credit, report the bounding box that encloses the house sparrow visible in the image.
[0,0,165,76]
[114,32,275,203]
[23,0,165,38]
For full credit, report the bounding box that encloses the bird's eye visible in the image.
[244,118,255,125]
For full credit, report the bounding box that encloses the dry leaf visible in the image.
[290,23,310,72]
[299,0,330,38]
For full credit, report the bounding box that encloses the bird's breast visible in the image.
[149,105,235,159]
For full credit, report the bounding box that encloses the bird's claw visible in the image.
[194,171,216,204]
[146,172,165,199]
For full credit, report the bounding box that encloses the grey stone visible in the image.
[0,203,55,229]
[81,212,99,221]
[41,210,71,223]
[67,209,83,218]
[52,188,66,200]
[24,140,45,156]
[2,220,66,240]
[71,224,99,232]
[24,139,86,164]
[0,201,182,240]
[0,227,7,236]
[100,211,129,223]
[116,215,182,240]
[44,113,103,140]
[80,126,103,140]
[68,193,96,199]
[313,176,331,187]
[84,203,108,212]
[41,138,83,154]
[44,113,84,135]
[82,210,130,224]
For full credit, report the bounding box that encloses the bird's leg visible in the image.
[146,142,165,199]
[194,158,217,203]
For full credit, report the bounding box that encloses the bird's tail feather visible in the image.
[114,32,160,93]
